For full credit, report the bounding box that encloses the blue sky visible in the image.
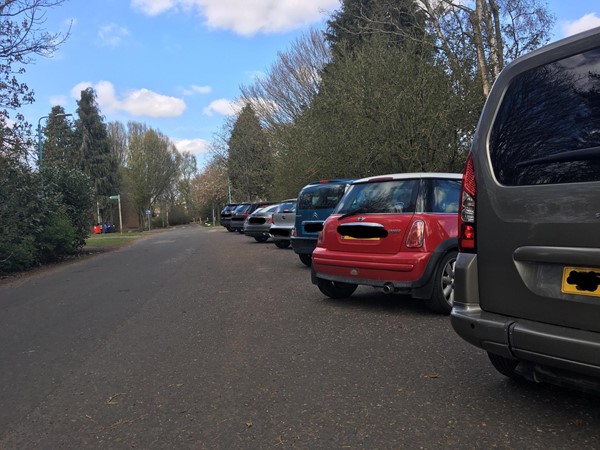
[20,0,600,169]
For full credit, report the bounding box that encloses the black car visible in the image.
[219,203,239,231]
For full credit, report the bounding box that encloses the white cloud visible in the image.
[131,0,338,35]
[173,137,211,156]
[181,85,212,96]
[203,98,243,116]
[98,23,131,47]
[70,81,186,118]
[562,13,600,37]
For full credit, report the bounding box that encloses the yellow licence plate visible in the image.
[561,266,600,297]
[341,236,380,241]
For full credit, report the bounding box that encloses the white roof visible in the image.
[352,172,462,184]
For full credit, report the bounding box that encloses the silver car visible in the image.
[268,199,297,249]
[452,26,600,392]
[243,204,281,242]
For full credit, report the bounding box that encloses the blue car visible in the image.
[291,179,354,266]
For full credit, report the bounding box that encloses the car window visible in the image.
[490,46,600,186]
[298,185,348,210]
[335,180,419,214]
[277,201,296,213]
[234,204,250,214]
[428,179,461,213]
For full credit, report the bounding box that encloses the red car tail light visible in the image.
[406,220,424,248]
[291,227,296,237]
[459,153,476,252]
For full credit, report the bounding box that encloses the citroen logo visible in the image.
[312,212,318,219]
[357,216,365,221]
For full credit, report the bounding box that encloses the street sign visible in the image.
[145,210,151,215]
[109,195,119,200]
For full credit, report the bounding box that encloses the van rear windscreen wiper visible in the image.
[516,146,600,167]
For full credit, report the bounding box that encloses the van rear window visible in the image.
[298,184,347,210]
[490,47,600,185]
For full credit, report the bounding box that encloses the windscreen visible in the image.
[334,180,419,214]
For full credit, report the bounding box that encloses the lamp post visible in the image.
[37,113,72,170]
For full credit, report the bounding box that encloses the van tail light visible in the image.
[459,153,476,252]
[406,220,424,248]
[291,227,297,237]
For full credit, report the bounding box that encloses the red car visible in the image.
[311,173,462,314]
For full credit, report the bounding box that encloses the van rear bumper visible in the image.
[451,306,600,378]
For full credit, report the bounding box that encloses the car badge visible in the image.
[357,216,365,221]
[312,212,319,219]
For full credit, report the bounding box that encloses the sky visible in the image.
[19,0,600,169]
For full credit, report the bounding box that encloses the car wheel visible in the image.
[316,278,358,299]
[487,352,522,380]
[424,251,457,315]
[238,230,244,234]
[274,240,290,249]
[299,253,312,266]
[254,236,269,243]
[227,227,235,232]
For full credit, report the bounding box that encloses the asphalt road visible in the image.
[1,225,599,449]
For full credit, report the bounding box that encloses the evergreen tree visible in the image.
[74,87,119,204]
[325,0,426,58]
[227,105,273,201]
[41,105,76,169]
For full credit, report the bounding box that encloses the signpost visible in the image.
[109,195,123,234]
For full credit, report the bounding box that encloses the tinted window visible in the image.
[490,47,600,185]
[233,204,251,214]
[335,180,419,214]
[298,184,348,210]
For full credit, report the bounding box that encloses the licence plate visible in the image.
[341,236,380,241]
[561,266,600,297]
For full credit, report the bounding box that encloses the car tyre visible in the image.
[254,236,269,243]
[299,253,312,266]
[487,352,522,380]
[227,227,235,232]
[425,251,457,315]
[274,240,290,249]
[316,278,358,299]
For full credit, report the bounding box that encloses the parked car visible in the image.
[311,173,461,314]
[230,201,277,233]
[219,203,239,231]
[451,26,600,391]
[291,179,354,266]
[243,203,281,242]
[269,199,297,249]
[229,203,251,233]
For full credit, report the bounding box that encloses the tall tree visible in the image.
[239,28,330,129]
[301,35,464,178]
[227,105,273,201]
[74,87,119,200]
[126,123,179,223]
[41,105,76,168]
[325,0,426,57]
[107,120,129,167]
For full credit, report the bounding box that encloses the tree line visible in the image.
[194,0,554,208]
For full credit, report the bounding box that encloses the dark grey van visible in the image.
[452,26,600,391]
